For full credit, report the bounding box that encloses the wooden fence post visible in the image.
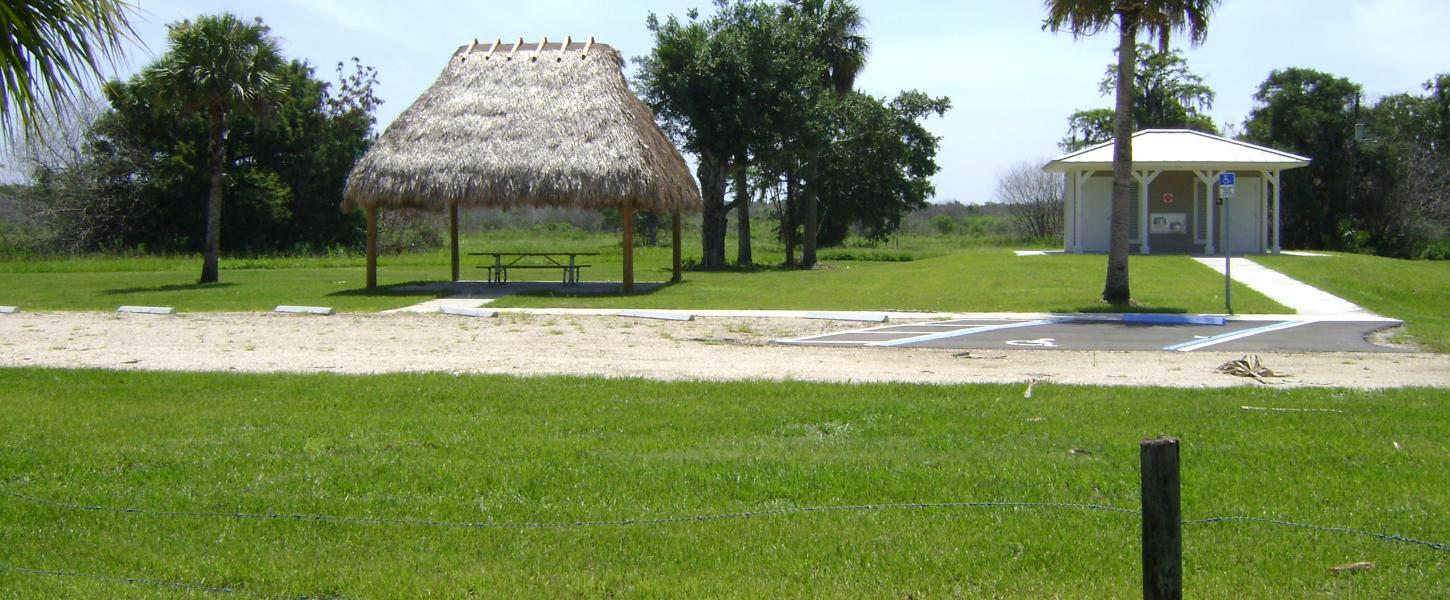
[622,199,634,293]
[1141,436,1182,600]
[449,201,460,282]
[365,204,378,290]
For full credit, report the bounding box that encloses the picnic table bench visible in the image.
[470,252,600,285]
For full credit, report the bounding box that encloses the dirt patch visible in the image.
[1,311,1447,389]
[1366,323,1421,352]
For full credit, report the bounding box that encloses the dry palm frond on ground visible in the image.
[1216,355,1289,383]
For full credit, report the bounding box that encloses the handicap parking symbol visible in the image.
[1006,338,1058,347]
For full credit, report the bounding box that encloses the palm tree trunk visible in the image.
[1103,8,1139,305]
[734,158,752,267]
[801,147,820,268]
[698,151,728,269]
[200,110,226,284]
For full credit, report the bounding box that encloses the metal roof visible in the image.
[1044,129,1311,172]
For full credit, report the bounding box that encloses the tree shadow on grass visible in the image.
[99,282,238,295]
[506,280,674,300]
[325,280,452,298]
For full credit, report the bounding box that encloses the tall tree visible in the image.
[640,2,818,269]
[0,0,137,139]
[814,90,949,245]
[24,56,378,255]
[1060,107,1116,153]
[143,13,288,283]
[1117,45,1215,131]
[1044,0,1218,305]
[1061,45,1215,151]
[782,0,869,268]
[1242,68,1360,249]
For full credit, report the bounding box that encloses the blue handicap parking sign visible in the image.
[1218,172,1236,186]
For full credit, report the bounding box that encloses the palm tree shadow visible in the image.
[1059,304,1188,314]
[100,282,238,295]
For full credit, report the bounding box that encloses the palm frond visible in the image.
[1041,0,1114,37]
[0,0,138,140]
[144,13,288,119]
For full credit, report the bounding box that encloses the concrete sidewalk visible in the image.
[1191,256,1388,319]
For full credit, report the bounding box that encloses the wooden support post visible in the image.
[1141,437,1183,600]
[671,207,682,283]
[365,204,378,290]
[449,202,460,282]
[622,199,634,293]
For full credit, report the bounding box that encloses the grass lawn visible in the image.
[0,267,446,312]
[491,249,1288,314]
[0,231,615,312]
[1,369,1446,598]
[1255,253,1450,352]
[0,232,1287,315]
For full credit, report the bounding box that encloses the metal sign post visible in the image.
[1218,173,1236,315]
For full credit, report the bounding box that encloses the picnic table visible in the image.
[470,252,600,285]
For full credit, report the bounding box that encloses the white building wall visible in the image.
[1069,171,1270,254]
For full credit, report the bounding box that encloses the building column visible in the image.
[1073,170,1090,253]
[1195,171,1217,255]
[1259,173,1269,252]
[1134,170,1161,255]
[1062,171,1073,252]
[1269,170,1282,254]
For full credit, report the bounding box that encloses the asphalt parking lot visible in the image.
[778,316,1407,353]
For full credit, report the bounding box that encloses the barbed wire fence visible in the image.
[2,440,1446,598]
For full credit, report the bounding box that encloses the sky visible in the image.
[91,1,1450,203]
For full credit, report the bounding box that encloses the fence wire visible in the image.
[0,488,1136,528]
[3,486,1447,599]
[1184,515,1450,552]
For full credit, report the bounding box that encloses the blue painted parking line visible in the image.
[872,318,1067,347]
[1163,320,1311,352]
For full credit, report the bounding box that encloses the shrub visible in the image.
[1422,239,1450,261]
[931,214,955,235]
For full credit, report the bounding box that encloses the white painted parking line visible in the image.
[1164,320,1311,352]
[782,340,881,346]
[872,318,1066,347]
[804,311,889,322]
[777,321,926,344]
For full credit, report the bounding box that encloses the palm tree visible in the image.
[1044,0,1217,304]
[145,14,288,283]
[0,0,137,139]
[783,0,869,268]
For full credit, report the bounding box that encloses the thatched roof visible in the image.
[343,38,701,213]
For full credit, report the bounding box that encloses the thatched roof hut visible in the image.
[343,37,701,291]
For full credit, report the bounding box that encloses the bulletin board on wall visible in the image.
[1150,213,1188,235]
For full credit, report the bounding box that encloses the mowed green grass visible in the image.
[1,369,1446,598]
[497,250,1287,314]
[0,267,447,312]
[1255,253,1450,353]
[0,232,1287,314]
